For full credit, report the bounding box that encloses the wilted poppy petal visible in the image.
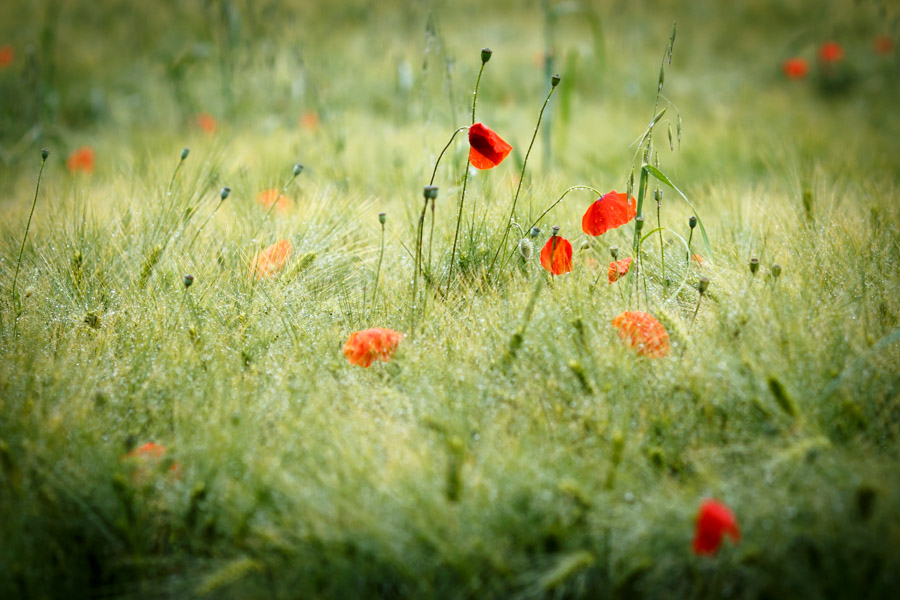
[582,191,637,236]
[692,499,740,556]
[251,240,292,279]
[608,257,633,283]
[468,122,512,170]
[611,311,670,357]
[343,327,404,367]
[540,236,573,275]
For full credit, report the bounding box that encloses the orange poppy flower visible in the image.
[250,240,292,279]
[468,122,512,170]
[692,499,740,556]
[608,257,633,283]
[301,110,319,130]
[256,188,293,212]
[66,146,95,174]
[611,311,670,358]
[818,41,844,63]
[195,112,217,134]
[781,57,809,79]
[343,327,404,367]
[582,191,637,236]
[540,235,573,275]
[0,45,13,68]
[874,36,894,55]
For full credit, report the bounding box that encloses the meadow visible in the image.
[2,0,900,598]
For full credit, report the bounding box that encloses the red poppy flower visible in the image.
[0,45,14,68]
[582,191,637,236]
[123,442,181,481]
[781,57,809,79]
[250,240,292,279]
[874,36,894,55]
[818,41,844,63]
[611,311,670,358]
[301,110,319,130]
[66,146,95,174]
[195,112,217,134]
[343,327,404,367]
[540,235,573,275]
[608,257,633,283]
[691,253,708,267]
[692,499,740,556]
[468,122,512,170]
[256,188,293,212]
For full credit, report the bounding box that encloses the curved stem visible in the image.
[430,127,468,186]
[12,155,47,319]
[487,84,557,280]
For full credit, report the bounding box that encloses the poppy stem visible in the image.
[166,148,189,197]
[488,81,558,281]
[250,166,303,243]
[371,217,386,318]
[12,150,47,336]
[429,127,468,186]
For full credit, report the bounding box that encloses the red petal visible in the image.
[611,311,670,357]
[608,257,633,283]
[540,236,573,275]
[582,191,637,236]
[468,122,512,170]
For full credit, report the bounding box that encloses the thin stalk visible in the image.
[250,166,303,242]
[187,194,226,249]
[12,151,47,324]
[656,189,665,284]
[371,220,386,317]
[430,127,468,186]
[166,152,188,196]
[487,82,558,280]
[410,196,429,336]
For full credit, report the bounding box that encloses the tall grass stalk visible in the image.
[11,149,48,335]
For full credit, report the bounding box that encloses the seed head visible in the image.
[654,189,662,202]
[635,216,645,231]
[688,215,697,229]
[481,48,493,64]
[610,245,619,260]
[551,73,561,87]
[772,264,782,279]
[551,225,560,236]
[180,147,190,161]
[183,274,194,288]
[220,186,231,200]
[423,185,438,200]
[378,212,386,225]
[530,226,541,238]
[293,163,303,177]
[41,148,49,160]
[749,257,759,275]
[698,276,710,294]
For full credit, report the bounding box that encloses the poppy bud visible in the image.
[183,274,194,288]
[698,276,710,294]
[220,186,231,200]
[517,238,533,260]
[688,215,697,229]
[530,226,541,238]
[41,148,49,160]
[654,189,661,202]
[378,212,386,225]
[772,264,782,279]
[580,240,591,251]
[481,48,493,64]
[551,73,561,87]
[610,246,619,259]
[635,216,644,231]
[749,257,759,275]
[24,286,34,298]
[423,185,438,200]
[293,163,303,176]
[551,225,560,236]
[180,147,190,161]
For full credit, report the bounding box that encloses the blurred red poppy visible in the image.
[582,191,637,236]
[256,188,293,212]
[468,122,512,170]
[540,235,573,275]
[66,146,95,174]
[608,257,633,283]
[123,442,181,481]
[874,36,894,55]
[195,112,217,134]
[692,499,740,556]
[301,110,319,130]
[611,311,670,357]
[0,45,14,68]
[251,240,292,279]
[781,57,809,79]
[818,42,844,63]
[343,327,404,367]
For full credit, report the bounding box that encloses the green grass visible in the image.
[2,0,900,597]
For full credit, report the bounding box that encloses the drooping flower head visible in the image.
[608,257,633,283]
[540,234,573,275]
[195,112,218,134]
[611,311,670,358]
[256,188,293,212]
[818,41,844,63]
[66,146,95,174]
[251,240,292,279]
[582,191,637,236]
[874,36,894,55]
[468,122,513,170]
[0,45,14,68]
[781,57,809,79]
[692,499,740,556]
[343,327,404,367]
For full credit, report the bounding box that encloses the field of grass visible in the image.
[2,0,900,598]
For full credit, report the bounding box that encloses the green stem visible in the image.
[12,153,47,323]
[656,192,665,284]
[371,223,385,318]
[410,197,429,335]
